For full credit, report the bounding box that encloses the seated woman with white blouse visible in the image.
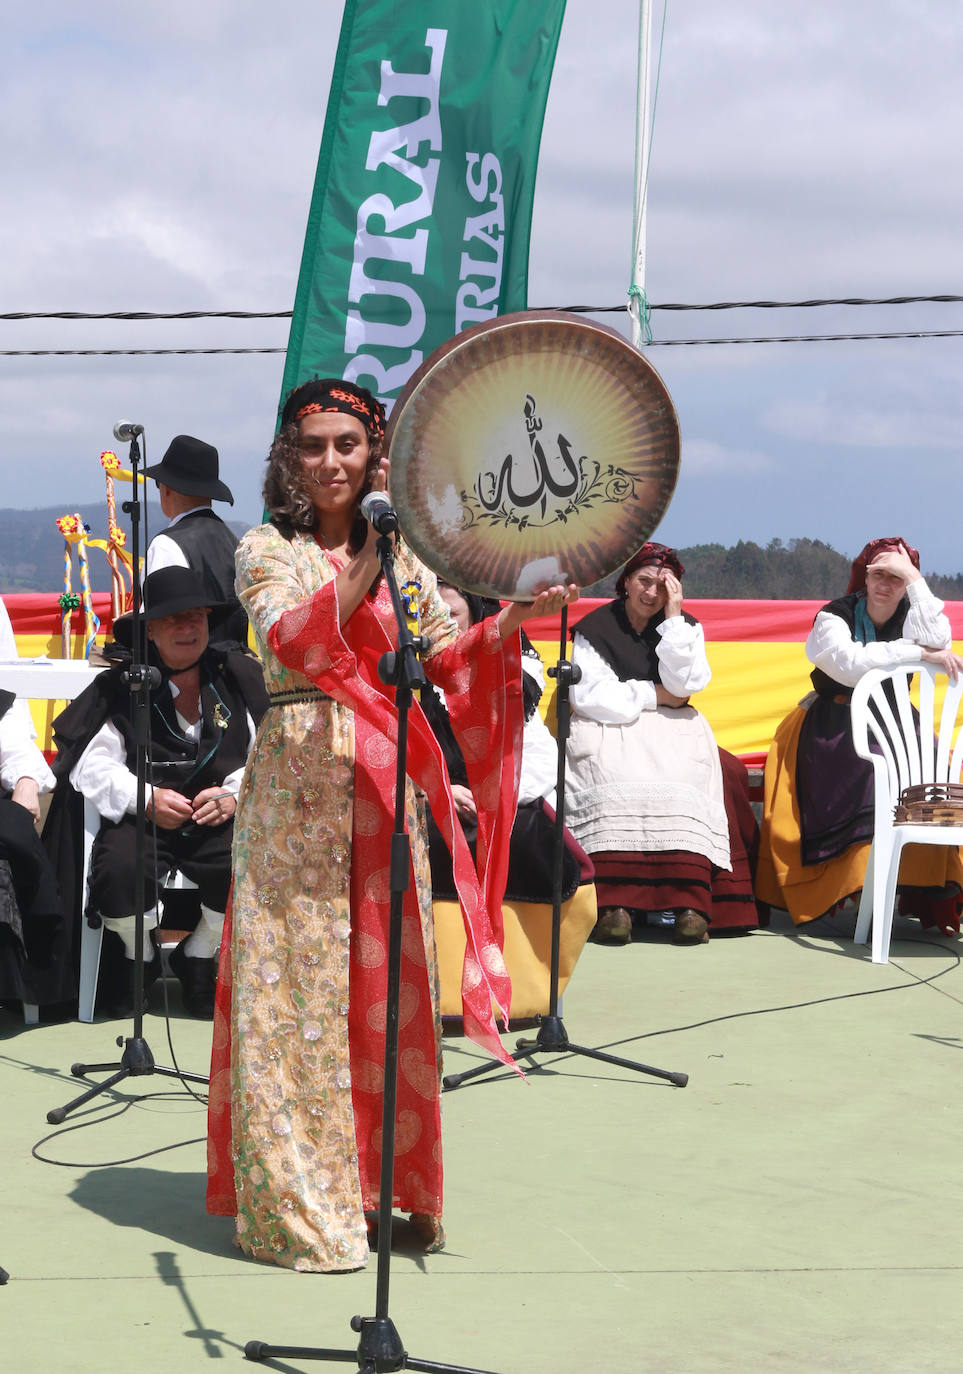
[565,544,759,946]
[756,537,963,931]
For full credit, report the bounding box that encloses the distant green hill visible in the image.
[0,504,253,593]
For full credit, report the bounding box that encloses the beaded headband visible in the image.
[286,383,386,442]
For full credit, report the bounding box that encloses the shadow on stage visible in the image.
[69,1166,235,1260]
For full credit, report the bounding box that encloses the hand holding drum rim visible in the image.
[496,582,579,640]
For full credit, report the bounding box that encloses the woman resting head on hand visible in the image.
[756,533,963,933]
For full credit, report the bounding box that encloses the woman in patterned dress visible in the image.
[206,377,575,1272]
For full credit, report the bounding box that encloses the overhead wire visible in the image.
[4,329,963,357]
[2,294,962,321]
[2,294,961,355]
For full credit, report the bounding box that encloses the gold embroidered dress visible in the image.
[206,524,520,1271]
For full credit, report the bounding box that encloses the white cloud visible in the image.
[761,395,963,451]
[681,438,775,475]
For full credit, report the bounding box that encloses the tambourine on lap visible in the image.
[384,310,680,601]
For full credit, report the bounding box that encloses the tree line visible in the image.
[0,510,959,604]
[586,538,963,601]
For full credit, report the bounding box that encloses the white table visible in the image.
[0,659,104,700]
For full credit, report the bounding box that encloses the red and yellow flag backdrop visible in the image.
[527,598,963,767]
[5,593,963,765]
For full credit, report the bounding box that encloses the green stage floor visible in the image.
[3,909,962,1373]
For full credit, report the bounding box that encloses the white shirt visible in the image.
[0,597,56,793]
[806,578,950,689]
[69,680,255,824]
[571,614,712,725]
[144,506,214,576]
[432,656,558,808]
[517,654,558,808]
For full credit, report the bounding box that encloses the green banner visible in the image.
[279,0,568,414]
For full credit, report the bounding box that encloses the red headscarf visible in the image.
[846,537,920,594]
[616,542,685,598]
[280,377,386,443]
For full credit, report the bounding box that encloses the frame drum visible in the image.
[385,310,680,600]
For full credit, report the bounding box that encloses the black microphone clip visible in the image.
[113,420,145,443]
[360,491,400,535]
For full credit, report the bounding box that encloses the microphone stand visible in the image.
[443,605,688,1091]
[246,526,501,1374]
[47,430,207,1127]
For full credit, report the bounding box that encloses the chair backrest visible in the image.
[851,662,963,819]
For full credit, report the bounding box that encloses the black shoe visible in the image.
[101,954,161,1019]
[168,940,217,1019]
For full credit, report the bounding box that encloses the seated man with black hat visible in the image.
[144,434,249,643]
[53,568,268,1017]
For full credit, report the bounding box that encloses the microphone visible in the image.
[360,491,399,535]
[112,420,144,442]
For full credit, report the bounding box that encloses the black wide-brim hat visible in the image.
[112,567,230,649]
[143,434,234,504]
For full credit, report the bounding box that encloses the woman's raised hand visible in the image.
[497,583,579,640]
[867,543,921,585]
[358,455,393,560]
[661,570,684,619]
[370,454,390,495]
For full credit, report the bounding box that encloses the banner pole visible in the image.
[630,0,654,348]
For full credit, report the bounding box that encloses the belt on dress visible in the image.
[266,687,331,708]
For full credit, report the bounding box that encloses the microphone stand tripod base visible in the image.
[47,1036,207,1126]
[513,1015,688,1085]
[245,1313,500,1373]
[443,607,689,1094]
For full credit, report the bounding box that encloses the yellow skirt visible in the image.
[756,705,963,925]
[434,885,598,1019]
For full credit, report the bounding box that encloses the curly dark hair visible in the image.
[262,420,383,547]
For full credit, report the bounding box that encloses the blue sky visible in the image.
[4,1,962,576]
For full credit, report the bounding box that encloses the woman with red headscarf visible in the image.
[565,543,759,946]
[756,537,963,930]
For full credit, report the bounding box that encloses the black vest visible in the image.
[809,591,910,698]
[573,599,700,685]
[159,511,248,643]
[110,651,257,800]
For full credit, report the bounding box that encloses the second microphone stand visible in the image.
[47,431,207,1127]
[444,604,688,1092]
[245,526,501,1374]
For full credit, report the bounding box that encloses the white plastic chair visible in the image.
[851,661,963,963]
